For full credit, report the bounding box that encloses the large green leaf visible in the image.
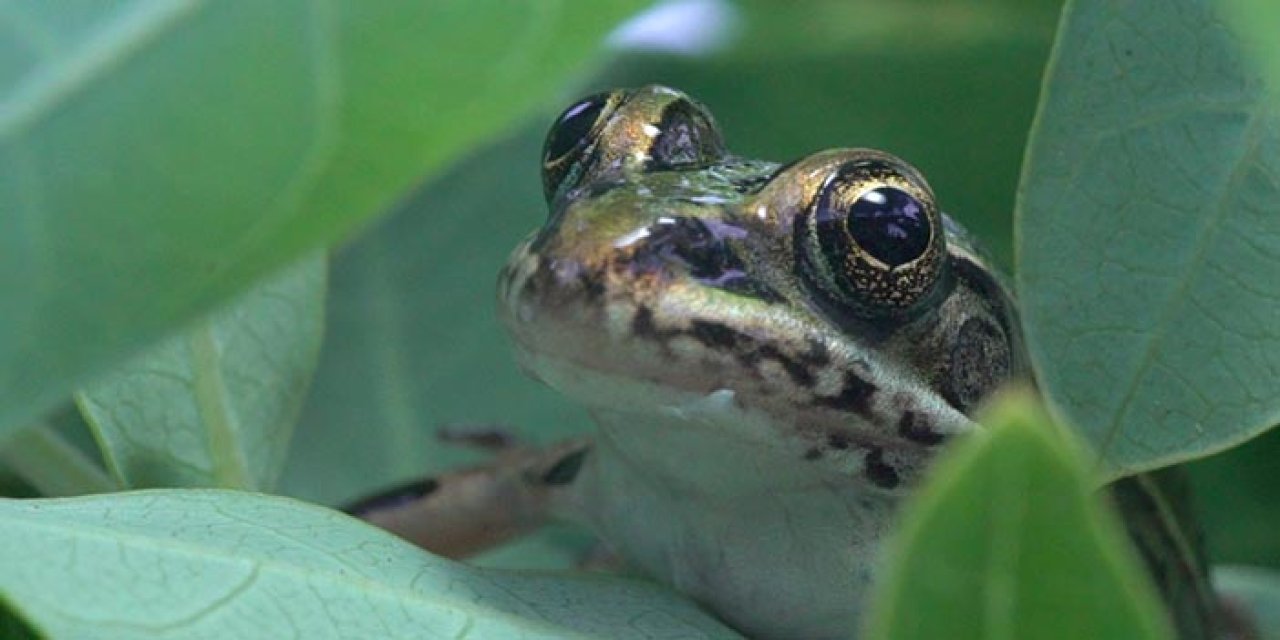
[866,393,1173,640]
[1016,0,1280,477]
[0,0,646,437]
[0,490,741,640]
[76,255,326,492]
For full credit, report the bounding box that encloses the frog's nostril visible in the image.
[548,258,584,285]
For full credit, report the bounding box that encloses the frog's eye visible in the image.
[797,156,946,316]
[541,92,619,204]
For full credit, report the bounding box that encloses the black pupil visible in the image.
[544,95,607,162]
[847,187,930,267]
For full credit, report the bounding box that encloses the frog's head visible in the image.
[499,86,1024,490]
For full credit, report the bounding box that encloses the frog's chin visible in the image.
[515,344,830,488]
[512,343,749,428]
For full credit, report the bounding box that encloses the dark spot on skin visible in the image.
[826,432,851,450]
[522,266,542,297]
[802,338,831,367]
[342,478,440,517]
[689,320,739,350]
[864,448,900,489]
[729,172,772,194]
[686,321,816,388]
[897,410,945,446]
[814,372,877,416]
[804,447,823,461]
[542,448,589,485]
[631,306,673,341]
[754,344,815,387]
[627,216,782,302]
[582,274,605,300]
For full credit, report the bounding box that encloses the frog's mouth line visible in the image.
[498,242,975,492]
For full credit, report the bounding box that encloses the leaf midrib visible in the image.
[1094,104,1272,475]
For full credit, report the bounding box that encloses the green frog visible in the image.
[350,86,1222,639]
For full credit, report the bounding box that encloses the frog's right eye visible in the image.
[541,92,619,204]
[795,152,947,318]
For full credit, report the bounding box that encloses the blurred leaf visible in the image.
[1219,0,1280,100]
[606,9,1059,270]
[0,490,740,640]
[729,0,1060,60]
[77,255,326,491]
[0,422,115,496]
[0,0,646,437]
[1188,428,1280,569]
[280,129,591,506]
[1214,566,1280,639]
[0,606,39,640]
[866,392,1173,640]
[1017,0,1280,477]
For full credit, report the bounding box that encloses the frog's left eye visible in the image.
[541,92,620,204]
[796,155,946,317]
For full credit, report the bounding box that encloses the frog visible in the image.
[349,85,1223,639]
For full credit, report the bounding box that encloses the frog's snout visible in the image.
[497,238,612,366]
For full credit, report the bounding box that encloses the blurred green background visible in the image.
[271,0,1279,570]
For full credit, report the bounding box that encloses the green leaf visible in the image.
[865,392,1173,640]
[1219,0,1280,100]
[1188,428,1280,568]
[280,131,590,507]
[76,255,326,492]
[1016,0,1280,477]
[0,490,741,640]
[0,0,646,437]
[0,422,115,497]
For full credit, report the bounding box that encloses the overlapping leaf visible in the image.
[0,490,741,639]
[0,0,646,436]
[77,255,326,491]
[1017,0,1280,477]
[867,393,1173,640]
